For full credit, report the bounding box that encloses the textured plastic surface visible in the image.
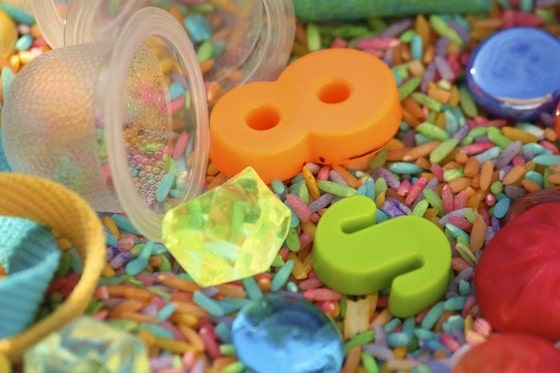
[312,195,451,318]
[0,173,105,363]
[293,0,491,21]
[3,41,119,209]
[0,217,60,339]
[209,48,401,183]
[475,201,560,341]
[1,7,209,241]
[466,27,560,121]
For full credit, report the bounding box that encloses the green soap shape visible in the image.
[312,195,451,317]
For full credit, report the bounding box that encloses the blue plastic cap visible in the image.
[465,27,560,122]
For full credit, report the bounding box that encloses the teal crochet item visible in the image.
[0,216,60,338]
[0,132,10,172]
[293,0,491,21]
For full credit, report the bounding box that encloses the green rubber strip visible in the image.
[293,0,491,21]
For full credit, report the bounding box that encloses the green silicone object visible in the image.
[293,0,491,21]
[312,195,451,318]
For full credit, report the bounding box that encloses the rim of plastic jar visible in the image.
[231,0,295,86]
[63,0,151,46]
[30,0,150,48]
[29,0,67,48]
[102,6,209,241]
[31,0,295,88]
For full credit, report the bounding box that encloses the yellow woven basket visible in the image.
[0,172,106,363]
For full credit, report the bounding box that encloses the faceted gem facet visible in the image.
[24,317,150,373]
[231,295,344,373]
[162,167,291,287]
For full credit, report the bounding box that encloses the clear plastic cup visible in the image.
[6,0,295,95]
[1,7,209,241]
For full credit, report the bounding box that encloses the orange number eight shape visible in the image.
[313,195,452,318]
[209,48,402,183]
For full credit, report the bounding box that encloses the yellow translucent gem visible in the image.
[162,167,291,287]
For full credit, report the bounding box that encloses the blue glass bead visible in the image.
[231,295,343,373]
[466,27,560,121]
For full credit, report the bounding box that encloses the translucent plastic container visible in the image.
[5,0,295,94]
[1,1,295,240]
[2,7,210,241]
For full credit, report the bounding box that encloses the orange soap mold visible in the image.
[209,48,402,183]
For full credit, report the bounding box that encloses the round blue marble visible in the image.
[465,27,560,121]
[231,295,343,373]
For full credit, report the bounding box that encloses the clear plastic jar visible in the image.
[2,7,206,241]
[1,1,295,240]
[6,0,295,96]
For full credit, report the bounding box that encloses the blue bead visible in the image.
[387,331,411,348]
[183,14,213,43]
[492,196,511,219]
[410,35,423,61]
[168,81,186,100]
[375,209,390,223]
[214,321,232,344]
[111,214,140,234]
[0,4,34,25]
[231,295,343,373]
[465,27,560,121]
[15,34,33,51]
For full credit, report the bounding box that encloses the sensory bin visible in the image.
[1,0,560,372]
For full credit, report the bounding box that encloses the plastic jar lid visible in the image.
[30,0,295,92]
[465,27,560,121]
